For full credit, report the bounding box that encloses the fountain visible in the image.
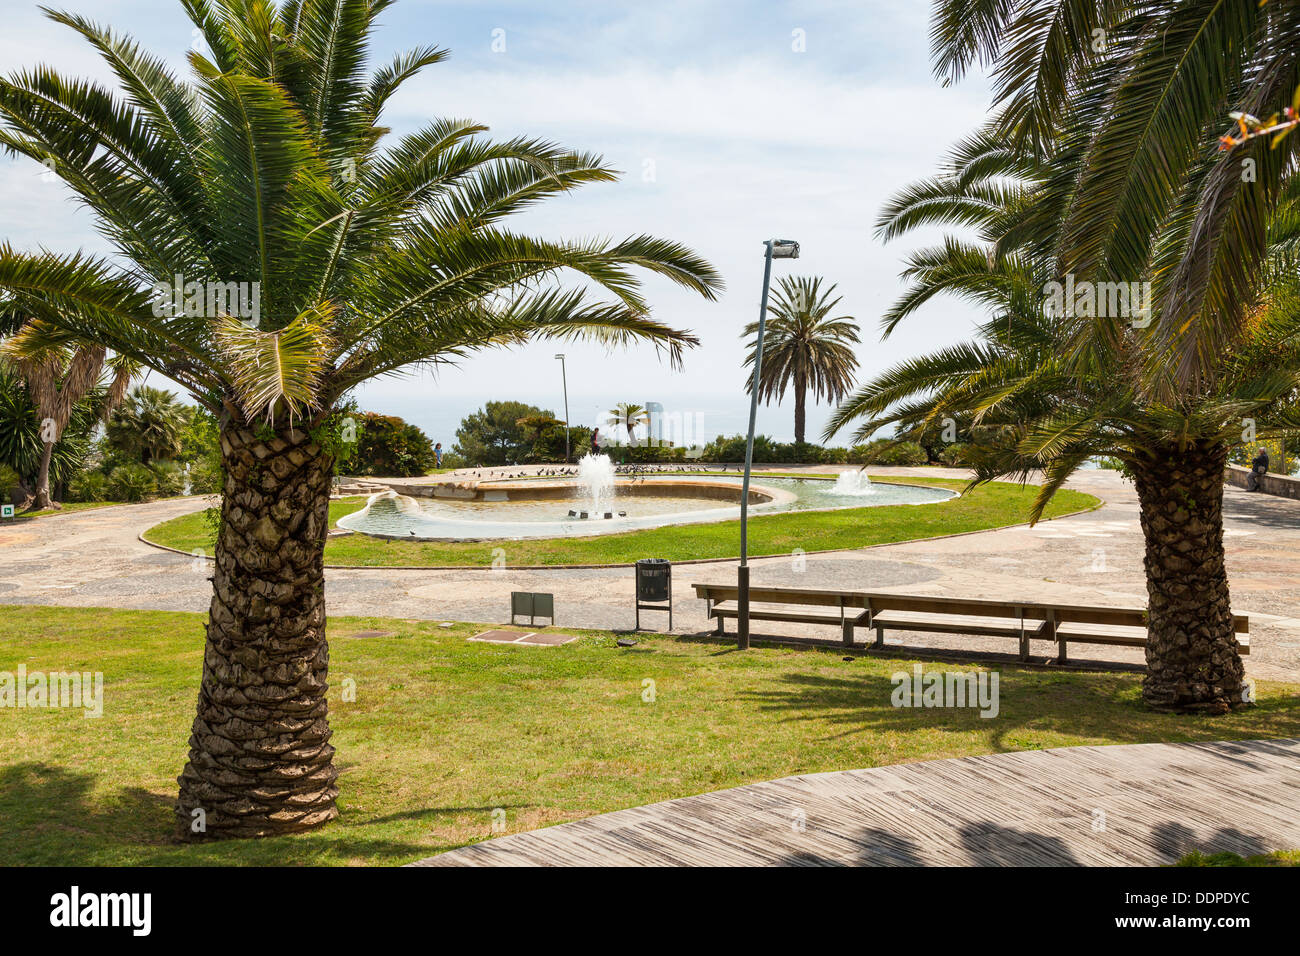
[333,467,954,541]
[571,453,623,519]
[831,469,875,496]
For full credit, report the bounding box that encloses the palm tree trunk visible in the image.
[793,376,806,445]
[31,439,55,510]
[1131,442,1245,713]
[176,420,338,839]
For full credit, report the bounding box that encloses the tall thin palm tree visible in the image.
[743,276,859,444]
[0,0,721,839]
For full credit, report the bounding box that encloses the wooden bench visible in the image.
[691,583,1250,662]
[692,584,871,644]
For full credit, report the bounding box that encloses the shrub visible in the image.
[151,463,188,497]
[872,441,929,466]
[107,464,158,502]
[67,470,110,502]
[187,459,224,494]
[700,434,780,463]
[819,446,849,465]
[937,443,970,466]
[354,412,436,476]
[846,438,929,466]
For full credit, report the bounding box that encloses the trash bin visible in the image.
[635,558,671,603]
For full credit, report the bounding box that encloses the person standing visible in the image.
[590,428,600,458]
[434,442,443,469]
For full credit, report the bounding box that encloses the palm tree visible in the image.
[0,357,109,502]
[922,0,1300,713]
[743,276,859,444]
[608,402,649,443]
[2,300,133,509]
[0,0,720,839]
[829,56,1300,715]
[107,385,188,464]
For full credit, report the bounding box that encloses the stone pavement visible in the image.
[2,466,1300,680]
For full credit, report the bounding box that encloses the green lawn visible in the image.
[1176,850,1300,867]
[1,605,1297,866]
[142,475,1100,567]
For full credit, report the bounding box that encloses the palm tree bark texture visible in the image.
[176,421,337,838]
[1131,443,1245,714]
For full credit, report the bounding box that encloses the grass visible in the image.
[1,604,1297,866]
[141,475,1100,567]
[1175,850,1300,867]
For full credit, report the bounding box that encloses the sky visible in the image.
[0,0,994,447]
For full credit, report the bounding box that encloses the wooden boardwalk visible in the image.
[414,738,1300,866]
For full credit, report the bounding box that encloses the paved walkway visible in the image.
[414,737,1300,866]
[3,467,1300,679]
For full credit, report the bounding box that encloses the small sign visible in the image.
[0,504,13,519]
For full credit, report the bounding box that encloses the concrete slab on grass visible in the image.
[469,629,578,647]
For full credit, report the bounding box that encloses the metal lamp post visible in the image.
[554,353,571,463]
[738,238,799,649]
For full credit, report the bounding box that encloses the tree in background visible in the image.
[1,301,133,509]
[516,413,570,463]
[455,401,552,465]
[107,385,187,464]
[607,402,649,444]
[354,411,435,476]
[0,360,105,504]
[743,276,859,445]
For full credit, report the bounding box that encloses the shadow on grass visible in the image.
[733,669,1300,752]
[0,762,495,866]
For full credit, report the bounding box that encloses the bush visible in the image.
[769,441,822,463]
[937,443,970,466]
[187,459,224,494]
[151,463,187,497]
[699,434,781,463]
[354,412,436,476]
[107,464,158,502]
[67,470,110,502]
[872,441,929,466]
[819,446,849,465]
[0,464,21,504]
[845,438,929,466]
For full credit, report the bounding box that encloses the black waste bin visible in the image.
[634,558,672,629]
[636,558,671,602]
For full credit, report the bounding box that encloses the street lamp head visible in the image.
[554,353,565,360]
[768,239,800,259]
